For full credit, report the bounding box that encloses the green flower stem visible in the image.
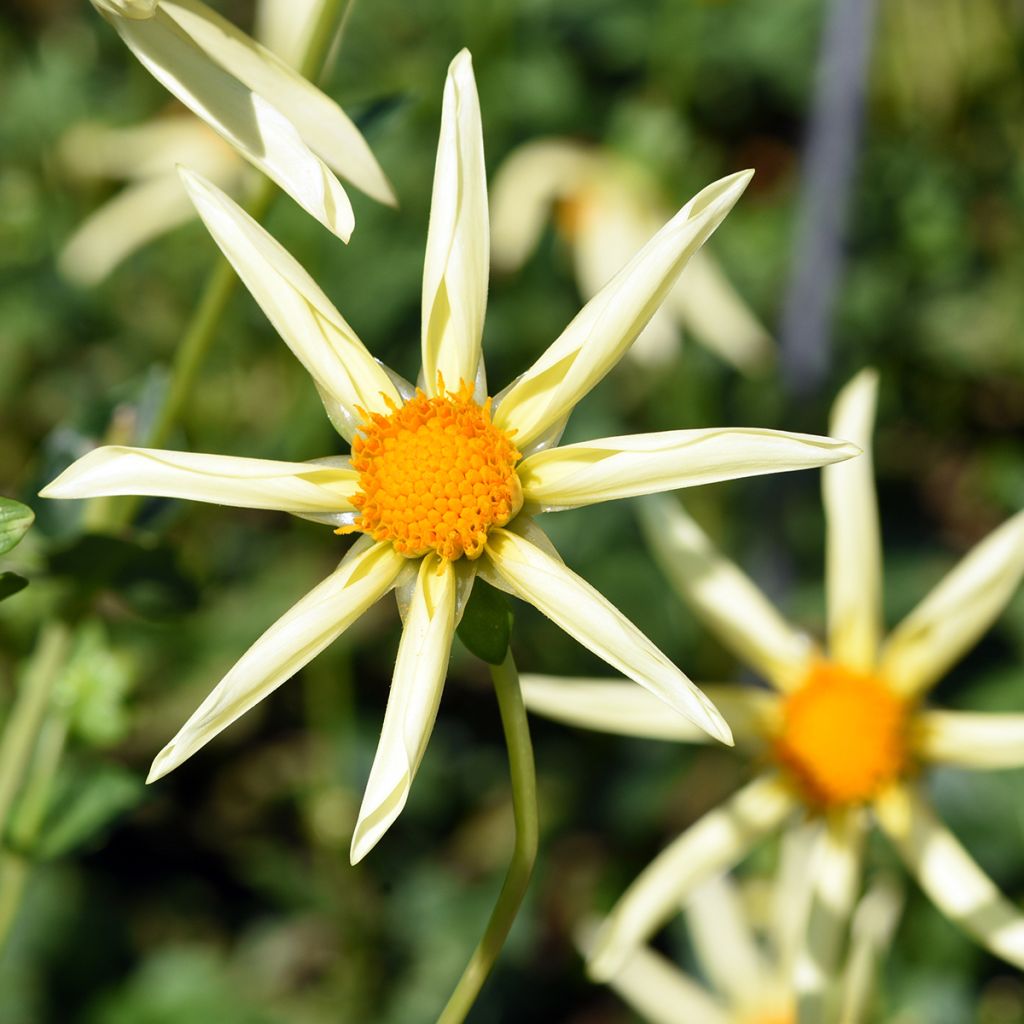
[437,650,539,1024]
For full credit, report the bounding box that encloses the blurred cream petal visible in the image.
[519,427,858,512]
[147,539,406,782]
[685,873,770,1009]
[181,169,399,437]
[795,810,866,1024]
[59,175,201,286]
[97,0,356,239]
[163,0,395,205]
[588,774,795,980]
[350,555,458,864]
[824,369,882,673]
[638,496,813,690]
[421,50,489,395]
[874,784,1024,968]
[94,0,157,16]
[493,170,754,449]
[914,711,1024,770]
[771,821,819,975]
[480,526,732,745]
[40,446,359,515]
[254,0,319,66]
[880,509,1024,697]
[839,876,904,1024]
[490,138,595,272]
[520,676,776,748]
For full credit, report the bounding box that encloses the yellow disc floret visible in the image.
[341,380,522,562]
[774,661,908,809]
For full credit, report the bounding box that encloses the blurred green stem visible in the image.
[437,650,538,1024]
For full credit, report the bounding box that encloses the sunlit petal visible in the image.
[519,427,857,512]
[350,555,458,864]
[421,50,488,396]
[824,369,881,673]
[838,876,903,1024]
[493,170,754,448]
[914,710,1024,770]
[147,539,407,782]
[587,774,795,980]
[480,525,732,745]
[638,496,813,690]
[880,509,1024,697]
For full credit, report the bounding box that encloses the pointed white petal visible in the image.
[880,509,1024,697]
[493,170,753,449]
[40,445,359,515]
[350,555,458,864]
[915,710,1024,770]
[180,169,399,437]
[105,3,356,239]
[795,810,866,1024]
[824,369,882,673]
[147,540,406,782]
[587,774,795,980]
[874,783,1024,968]
[638,496,813,691]
[520,675,776,748]
[163,0,396,204]
[519,427,858,512]
[480,525,732,745]
[253,0,319,66]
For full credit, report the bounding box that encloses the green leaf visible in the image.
[0,496,33,555]
[457,579,512,665]
[0,572,28,602]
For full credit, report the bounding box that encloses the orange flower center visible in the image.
[341,381,521,562]
[774,661,908,808]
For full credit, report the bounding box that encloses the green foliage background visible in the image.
[2,0,1024,1021]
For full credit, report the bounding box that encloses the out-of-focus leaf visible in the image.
[0,572,28,602]
[0,496,33,554]
[456,579,512,666]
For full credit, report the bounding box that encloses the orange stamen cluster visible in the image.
[774,662,908,809]
[341,381,521,562]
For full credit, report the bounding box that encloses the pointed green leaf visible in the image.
[0,497,33,555]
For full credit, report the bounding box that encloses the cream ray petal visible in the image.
[40,446,359,515]
[480,526,732,745]
[771,820,819,976]
[587,774,795,981]
[520,675,776,748]
[914,710,1024,771]
[874,783,1024,968]
[420,50,488,397]
[101,2,356,239]
[880,508,1024,697]
[350,555,458,864]
[794,809,866,1024]
[162,0,396,204]
[518,427,858,512]
[180,169,399,437]
[147,539,406,782]
[824,369,882,673]
[493,170,753,449]
[638,495,814,691]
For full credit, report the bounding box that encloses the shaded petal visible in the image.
[880,509,1024,697]
[874,783,1024,968]
[421,50,488,396]
[350,555,458,864]
[147,539,407,782]
[587,773,795,980]
[914,710,1024,770]
[181,169,399,437]
[480,524,732,745]
[638,496,813,690]
[164,0,395,204]
[824,369,882,673]
[519,427,858,512]
[520,675,776,748]
[493,170,753,449]
[795,810,866,1024]
[771,821,819,975]
[103,2,356,239]
[40,445,358,516]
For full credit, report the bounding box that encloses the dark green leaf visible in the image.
[0,572,28,602]
[456,579,512,665]
[0,496,33,554]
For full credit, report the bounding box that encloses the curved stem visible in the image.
[437,650,539,1024]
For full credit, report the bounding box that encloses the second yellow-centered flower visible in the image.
[43,51,856,866]
[523,369,1024,997]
